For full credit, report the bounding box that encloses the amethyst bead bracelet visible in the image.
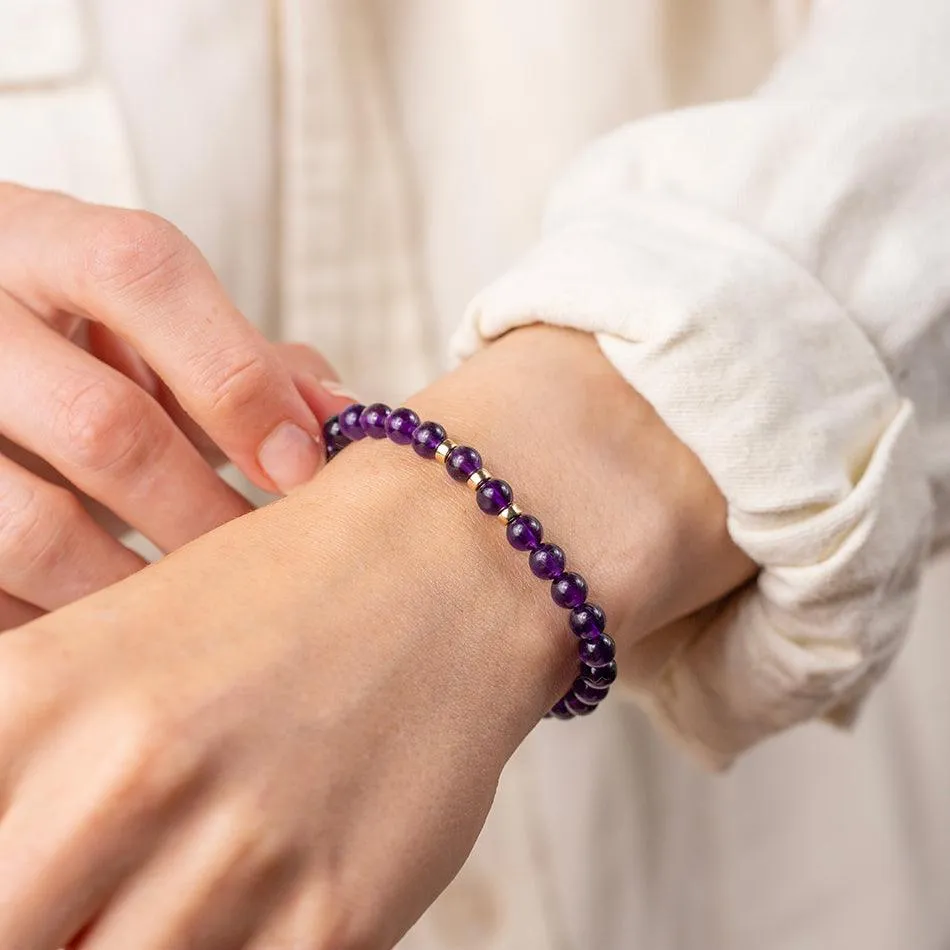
[323,404,617,720]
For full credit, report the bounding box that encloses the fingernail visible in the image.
[320,379,364,402]
[258,422,322,493]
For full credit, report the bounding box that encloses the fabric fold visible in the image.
[454,189,933,766]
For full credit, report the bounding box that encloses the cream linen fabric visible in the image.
[1,0,950,946]
[457,0,946,766]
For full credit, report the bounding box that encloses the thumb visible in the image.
[273,342,362,424]
[150,343,359,478]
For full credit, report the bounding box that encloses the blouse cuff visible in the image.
[452,189,933,768]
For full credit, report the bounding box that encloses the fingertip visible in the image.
[292,374,360,425]
[256,421,324,495]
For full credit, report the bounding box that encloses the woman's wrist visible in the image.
[282,415,577,753]
[283,325,752,744]
[408,327,752,643]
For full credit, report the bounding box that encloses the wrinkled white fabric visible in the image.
[458,0,948,765]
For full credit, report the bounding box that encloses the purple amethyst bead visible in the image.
[325,441,342,462]
[564,694,596,716]
[385,407,421,445]
[359,402,391,439]
[339,404,367,441]
[476,478,513,515]
[528,543,566,580]
[549,699,574,720]
[581,661,617,688]
[506,514,543,552]
[579,634,616,669]
[322,415,350,451]
[551,572,588,609]
[572,677,609,706]
[445,445,482,482]
[569,602,606,639]
[412,420,447,458]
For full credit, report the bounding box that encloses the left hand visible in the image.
[0,328,753,950]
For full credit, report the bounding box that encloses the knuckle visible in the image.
[82,209,194,296]
[0,637,59,729]
[105,697,206,814]
[0,476,80,581]
[191,347,279,420]
[7,488,82,581]
[315,908,375,950]
[224,807,300,883]
[0,474,44,555]
[52,376,166,476]
[282,883,375,950]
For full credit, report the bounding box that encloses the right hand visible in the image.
[0,184,347,630]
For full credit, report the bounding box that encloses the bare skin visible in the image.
[0,186,348,627]
[0,326,754,950]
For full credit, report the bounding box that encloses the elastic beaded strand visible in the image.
[324,404,615,721]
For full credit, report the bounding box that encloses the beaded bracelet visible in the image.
[323,402,618,720]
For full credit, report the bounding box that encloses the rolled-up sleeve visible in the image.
[453,0,949,767]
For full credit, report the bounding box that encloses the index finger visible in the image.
[0,185,325,494]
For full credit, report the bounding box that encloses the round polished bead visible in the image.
[475,478,513,515]
[339,403,367,441]
[359,402,391,439]
[528,543,566,580]
[579,634,616,669]
[564,694,597,716]
[322,415,350,451]
[572,677,609,706]
[581,661,617,688]
[412,420,447,458]
[551,572,588,609]
[446,445,482,482]
[385,407,421,445]
[326,441,342,462]
[549,699,574,720]
[569,602,606,639]
[506,514,543,552]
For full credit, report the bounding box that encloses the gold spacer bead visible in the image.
[434,439,457,465]
[498,503,523,524]
[468,468,491,490]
